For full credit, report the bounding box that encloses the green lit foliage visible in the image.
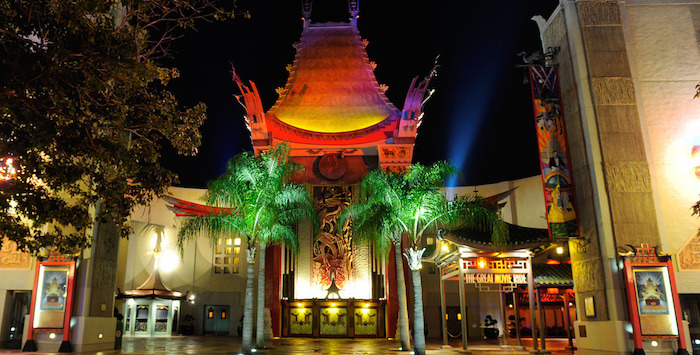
[0,1,236,253]
[176,143,316,254]
[342,162,507,253]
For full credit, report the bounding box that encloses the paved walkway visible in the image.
[2,336,577,354]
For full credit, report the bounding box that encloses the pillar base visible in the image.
[58,341,73,353]
[21,339,37,352]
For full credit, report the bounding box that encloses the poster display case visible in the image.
[23,259,76,352]
[621,243,688,355]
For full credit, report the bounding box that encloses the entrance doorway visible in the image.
[2,291,31,349]
[203,305,230,335]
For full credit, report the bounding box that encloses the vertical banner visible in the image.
[528,66,579,239]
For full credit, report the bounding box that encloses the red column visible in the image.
[265,245,282,337]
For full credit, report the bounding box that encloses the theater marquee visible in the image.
[463,273,528,284]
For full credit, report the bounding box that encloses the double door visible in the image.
[203,305,230,335]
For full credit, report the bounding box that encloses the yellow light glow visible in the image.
[364,303,369,308]
[98,333,103,339]
[331,303,336,307]
[297,303,302,307]
[509,304,513,308]
[457,313,462,321]
[362,308,369,314]
[445,314,448,320]
[234,238,241,246]
[158,251,179,273]
[49,333,56,339]
[556,246,564,255]
[651,341,658,347]
[441,244,449,253]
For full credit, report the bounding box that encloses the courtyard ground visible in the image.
[2,336,577,354]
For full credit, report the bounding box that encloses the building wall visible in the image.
[623,1,700,292]
[122,187,248,335]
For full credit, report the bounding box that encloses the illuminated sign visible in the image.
[463,273,527,284]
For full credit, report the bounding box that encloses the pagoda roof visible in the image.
[268,22,399,136]
[442,223,549,251]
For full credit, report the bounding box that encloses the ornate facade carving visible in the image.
[0,237,31,269]
[678,235,700,270]
[312,186,354,292]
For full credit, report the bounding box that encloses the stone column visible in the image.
[537,1,663,353]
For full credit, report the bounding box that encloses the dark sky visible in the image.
[163,0,560,188]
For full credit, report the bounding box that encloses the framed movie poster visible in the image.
[32,263,72,329]
[632,266,678,336]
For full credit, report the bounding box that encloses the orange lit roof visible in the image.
[269,22,398,134]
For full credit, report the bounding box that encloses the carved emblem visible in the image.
[0,237,31,269]
[318,153,348,180]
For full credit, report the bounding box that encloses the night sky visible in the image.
[162,0,560,188]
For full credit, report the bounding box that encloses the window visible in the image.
[214,237,241,274]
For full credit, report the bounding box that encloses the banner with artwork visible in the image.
[528,66,579,239]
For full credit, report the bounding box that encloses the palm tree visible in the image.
[340,171,412,350]
[343,162,506,355]
[176,144,316,354]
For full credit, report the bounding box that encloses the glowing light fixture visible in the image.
[568,302,574,306]
[98,333,103,339]
[234,237,241,246]
[441,244,450,253]
[651,341,658,347]
[49,333,56,339]
[297,303,302,307]
[477,257,487,269]
[694,339,700,345]
[508,304,513,308]
[0,157,17,181]
[556,246,564,255]
[457,313,462,321]
[331,303,336,307]
[364,303,370,308]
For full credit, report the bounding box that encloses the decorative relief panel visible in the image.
[290,308,312,335]
[320,307,347,335]
[312,186,354,292]
[0,237,31,269]
[354,309,377,335]
[678,235,700,270]
[377,145,413,163]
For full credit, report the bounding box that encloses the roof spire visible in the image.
[302,0,312,28]
[348,0,359,29]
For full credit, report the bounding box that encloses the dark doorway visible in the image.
[3,291,31,349]
[680,294,700,353]
[203,305,230,335]
[445,306,464,340]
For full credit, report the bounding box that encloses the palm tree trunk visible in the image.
[242,247,256,354]
[404,247,427,355]
[411,269,426,355]
[256,242,266,349]
[394,242,411,351]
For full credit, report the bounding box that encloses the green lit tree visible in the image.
[176,144,316,354]
[341,162,506,355]
[0,0,236,253]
